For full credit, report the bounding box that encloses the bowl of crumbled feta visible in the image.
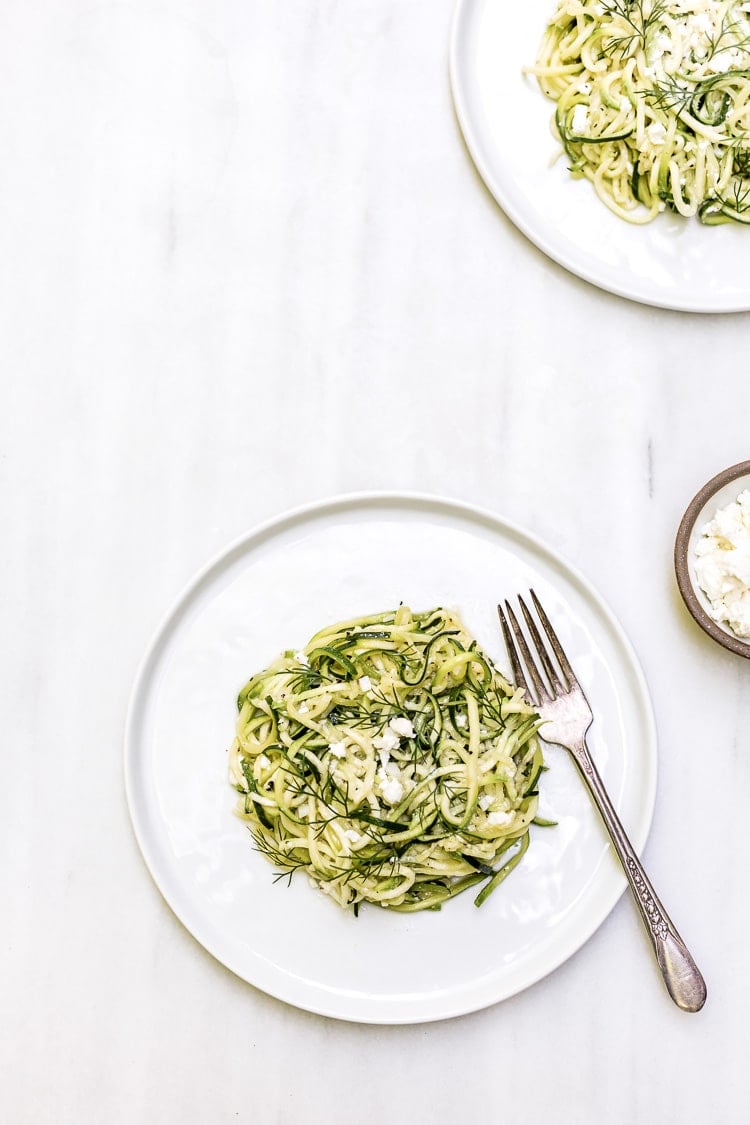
[675,461,750,658]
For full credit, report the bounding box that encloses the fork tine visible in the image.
[496,603,529,698]
[504,600,550,705]
[518,594,564,696]
[530,589,576,688]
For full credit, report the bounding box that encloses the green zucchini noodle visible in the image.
[228,606,545,913]
[528,0,750,223]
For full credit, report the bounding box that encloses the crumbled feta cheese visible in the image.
[706,46,744,75]
[388,716,414,738]
[694,489,750,637]
[373,728,400,754]
[328,741,347,758]
[344,829,362,844]
[689,12,714,36]
[653,31,671,58]
[256,754,270,771]
[358,676,372,691]
[378,771,404,805]
[571,103,589,134]
[298,702,309,714]
[646,121,667,146]
[455,713,467,728]
[488,810,514,827]
[478,793,493,811]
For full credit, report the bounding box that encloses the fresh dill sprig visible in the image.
[709,176,750,214]
[602,0,668,58]
[733,146,750,176]
[704,14,750,66]
[644,74,694,116]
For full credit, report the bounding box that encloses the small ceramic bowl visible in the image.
[674,460,750,659]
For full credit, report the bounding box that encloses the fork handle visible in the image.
[571,738,707,1013]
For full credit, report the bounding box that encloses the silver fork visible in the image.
[498,590,707,1013]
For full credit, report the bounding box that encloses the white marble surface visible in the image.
[2,1,750,1121]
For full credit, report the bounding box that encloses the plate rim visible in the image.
[449,0,750,314]
[124,489,658,1023]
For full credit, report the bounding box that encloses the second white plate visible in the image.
[450,0,750,312]
[124,493,657,1023]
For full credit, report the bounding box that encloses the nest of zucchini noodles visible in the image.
[229,606,546,913]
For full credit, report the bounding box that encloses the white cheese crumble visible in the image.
[378,770,404,805]
[646,121,667,146]
[694,489,750,638]
[373,727,400,753]
[328,741,347,758]
[388,716,415,738]
[571,103,589,134]
[358,675,372,691]
[256,754,271,771]
[487,810,514,827]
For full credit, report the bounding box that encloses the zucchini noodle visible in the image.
[228,606,545,913]
[528,0,750,223]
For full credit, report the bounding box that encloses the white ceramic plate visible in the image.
[450,0,750,313]
[124,494,657,1023]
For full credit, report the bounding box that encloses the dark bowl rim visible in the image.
[674,459,750,659]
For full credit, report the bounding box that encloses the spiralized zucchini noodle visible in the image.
[528,0,750,223]
[228,606,546,913]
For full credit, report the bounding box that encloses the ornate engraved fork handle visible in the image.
[570,737,707,1013]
